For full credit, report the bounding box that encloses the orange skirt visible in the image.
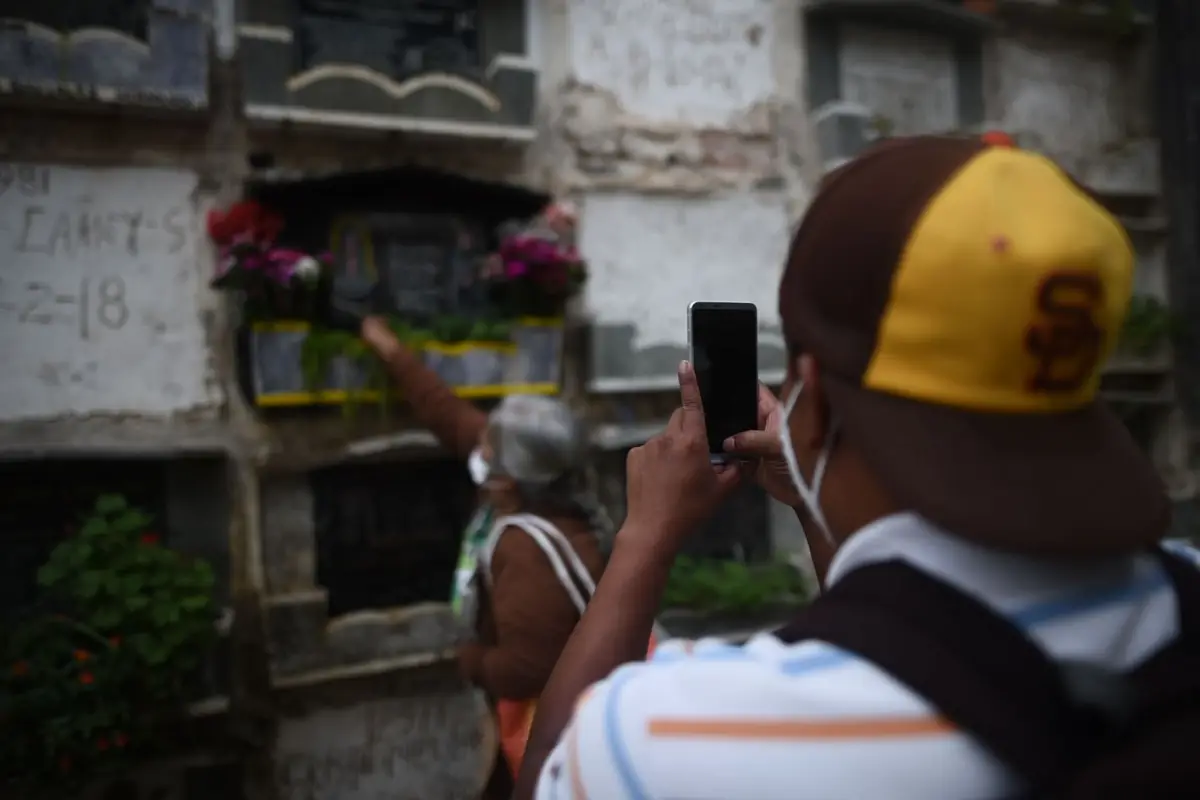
[496,633,659,779]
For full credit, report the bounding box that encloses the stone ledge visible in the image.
[0,413,248,460]
[265,592,466,682]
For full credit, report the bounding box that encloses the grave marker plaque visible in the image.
[296,0,481,79]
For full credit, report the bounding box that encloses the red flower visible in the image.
[140,532,160,546]
[73,649,90,662]
[79,671,94,685]
[206,201,283,247]
[114,733,128,748]
[96,737,109,752]
[10,661,29,677]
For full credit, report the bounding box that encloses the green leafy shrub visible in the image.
[662,557,810,615]
[0,495,216,797]
[1119,295,1176,357]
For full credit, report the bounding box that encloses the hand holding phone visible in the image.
[688,302,759,463]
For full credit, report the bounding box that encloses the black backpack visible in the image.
[775,547,1200,798]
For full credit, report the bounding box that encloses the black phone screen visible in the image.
[690,303,758,456]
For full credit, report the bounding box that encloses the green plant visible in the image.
[661,557,810,615]
[869,114,895,138]
[299,315,512,415]
[299,318,428,417]
[1119,295,1176,357]
[1,495,216,797]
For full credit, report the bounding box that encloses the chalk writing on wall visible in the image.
[0,163,220,422]
[274,688,493,800]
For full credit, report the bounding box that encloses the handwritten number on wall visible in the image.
[3,276,129,339]
[97,277,128,331]
[0,164,50,199]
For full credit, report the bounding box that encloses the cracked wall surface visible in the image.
[554,0,810,391]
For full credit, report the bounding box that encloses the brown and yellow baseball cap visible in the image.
[780,135,1169,555]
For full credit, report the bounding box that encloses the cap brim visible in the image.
[824,375,1171,556]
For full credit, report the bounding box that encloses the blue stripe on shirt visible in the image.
[604,668,652,800]
[643,551,1197,676]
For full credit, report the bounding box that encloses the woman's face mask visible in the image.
[467,447,490,486]
[778,380,839,548]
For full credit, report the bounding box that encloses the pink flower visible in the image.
[505,260,528,278]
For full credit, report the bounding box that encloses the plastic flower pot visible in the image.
[508,319,564,386]
[425,342,515,389]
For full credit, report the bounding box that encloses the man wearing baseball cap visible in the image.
[515,135,1200,799]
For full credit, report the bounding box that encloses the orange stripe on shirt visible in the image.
[567,725,589,800]
[647,715,954,740]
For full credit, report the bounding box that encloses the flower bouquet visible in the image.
[485,201,587,318]
[206,200,330,320]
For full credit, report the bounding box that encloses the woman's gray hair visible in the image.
[487,395,614,539]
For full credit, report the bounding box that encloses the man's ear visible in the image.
[798,354,831,449]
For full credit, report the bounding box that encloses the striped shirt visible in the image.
[534,512,1200,800]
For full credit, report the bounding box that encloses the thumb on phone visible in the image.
[723,429,780,459]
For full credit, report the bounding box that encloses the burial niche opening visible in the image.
[0,458,168,623]
[311,457,475,617]
[239,166,551,407]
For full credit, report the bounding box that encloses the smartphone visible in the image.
[687,302,759,463]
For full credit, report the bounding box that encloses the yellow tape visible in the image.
[255,383,560,407]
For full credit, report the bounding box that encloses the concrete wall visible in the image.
[272,673,494,800]
[0,163,222,421]
[559,0,811,391]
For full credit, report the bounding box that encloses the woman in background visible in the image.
[357,314,607,800]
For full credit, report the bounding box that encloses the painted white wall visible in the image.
[580,191,791,351]
[0,163,221,421]
[568,0,776,126]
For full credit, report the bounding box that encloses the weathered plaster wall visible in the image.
[993,29,1157,194]
[990,28,1168,306]
[555,0,790,198]
[583,191,792,386]
[273,680,493,800]
[0,113,251,455]
[570,0,774,127]
[557,0,809,391]
[840,24,959,136]
[0,163,222,421]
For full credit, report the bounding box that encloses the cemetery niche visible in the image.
[0,0,210,110]
[211,166,578,410]
[237,0,537,136]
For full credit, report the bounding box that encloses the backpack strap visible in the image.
[777,549,1200,795]
[1128,548,1200,717]
[482,514,595,615]
[775,560,1100,794]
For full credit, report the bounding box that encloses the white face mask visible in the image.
[778,380,839,548]
[467,448,490,486]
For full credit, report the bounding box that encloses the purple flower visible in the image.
[505,260,528,277]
